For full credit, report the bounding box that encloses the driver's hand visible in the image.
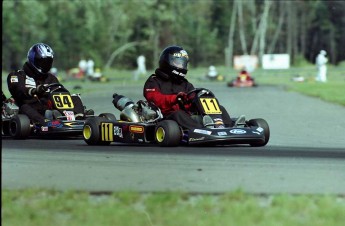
[32,84,47,95]
[176,92,188,104]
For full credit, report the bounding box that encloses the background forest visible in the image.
[2,0,345,72]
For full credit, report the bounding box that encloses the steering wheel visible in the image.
[187,88,214,99]
[177,88,215,110]
[43,83,67,93]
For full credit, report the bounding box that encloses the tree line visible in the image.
[2,0,345,72]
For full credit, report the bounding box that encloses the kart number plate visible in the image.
[52,94,74,109]
[101,122,114,141]
[200,98,222,114]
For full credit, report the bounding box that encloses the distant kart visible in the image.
[83,88,269,147]
[2,83,93,139]
[227,73,257,87]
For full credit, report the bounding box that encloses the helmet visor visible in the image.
[169,55,188,70]
[36,57,53,73]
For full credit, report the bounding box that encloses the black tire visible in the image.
[2,121,10,136]
[83,116,111,145]
[155,120,181,147]
[99,113,117,122]
[9,114,31,139]
[248,118,270,147]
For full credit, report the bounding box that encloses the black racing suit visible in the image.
[7,62,84,124]
[143,69,232,130]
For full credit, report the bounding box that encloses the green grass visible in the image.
[2,189,345,226]
[3,65,345,105]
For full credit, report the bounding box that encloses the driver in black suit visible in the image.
[7,43,89,126]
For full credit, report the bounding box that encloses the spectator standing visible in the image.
[315,50,328,82]
[86,58,95,78]
[134,55,147,80]
[78,58,87,78]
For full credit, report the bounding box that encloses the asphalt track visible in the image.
[2,83,345,194]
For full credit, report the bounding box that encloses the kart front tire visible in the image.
[99,113,117,122]
[248,118,270,147]
[83,116,111,145]
[155,120,181,147]
[9,114,31,139]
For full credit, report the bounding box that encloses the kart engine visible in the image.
[112,93,162,122]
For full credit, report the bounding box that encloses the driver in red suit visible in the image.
[143,45,232,130]
[237,69,253,82]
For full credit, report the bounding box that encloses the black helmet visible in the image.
[27,43,54,76]
[159,45,189,79]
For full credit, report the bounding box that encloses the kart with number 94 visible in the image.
[2,83,94,139]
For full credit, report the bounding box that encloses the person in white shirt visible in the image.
[315,50,328,82]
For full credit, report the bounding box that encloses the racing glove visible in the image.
[176,92,188,104]
[29,84,47,96]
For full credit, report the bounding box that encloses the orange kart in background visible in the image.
[227,70,257,87]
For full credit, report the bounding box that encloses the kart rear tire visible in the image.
[83,116,111,145]
[9,114,31,139]
[155,120,181,147]
[2,121,10,135]
[99,113,116,122]
[248,118,270,147]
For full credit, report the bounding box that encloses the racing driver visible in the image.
[143,45,233,130]
[7,43,91,126]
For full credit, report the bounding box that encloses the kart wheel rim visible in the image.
[156,127,165,143]
[83,125,92,139]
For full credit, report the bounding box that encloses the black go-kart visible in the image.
[83,88,270,147]
[2,83,94,139]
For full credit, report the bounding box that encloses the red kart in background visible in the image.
[227,70,257,87]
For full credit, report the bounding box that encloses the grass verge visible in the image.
[2,189,345,226]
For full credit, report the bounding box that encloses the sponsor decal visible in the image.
[114,126,123,138]
[63,110,75,121]
[194,129,212,135]
[256,127,264,132]
[229,129,246,134]
[145,88,156,92]
[217,131,227,136]
[10,76,18,83]
[173,50,188,58]
[129,125,144,133]
[172,70,185,76]
[41,126,48,131]
[25,76,36,87]
[64,122,75,127]
[46,120,63,128]
[189,137,205,142]
[252,131,261,135]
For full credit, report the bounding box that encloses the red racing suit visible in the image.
[143,69,195,116]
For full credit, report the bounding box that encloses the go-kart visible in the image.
[227,74,257,87]
[83,88,270,147]
[2,83,94,139]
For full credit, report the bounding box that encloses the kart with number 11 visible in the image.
[83,88,270,147]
